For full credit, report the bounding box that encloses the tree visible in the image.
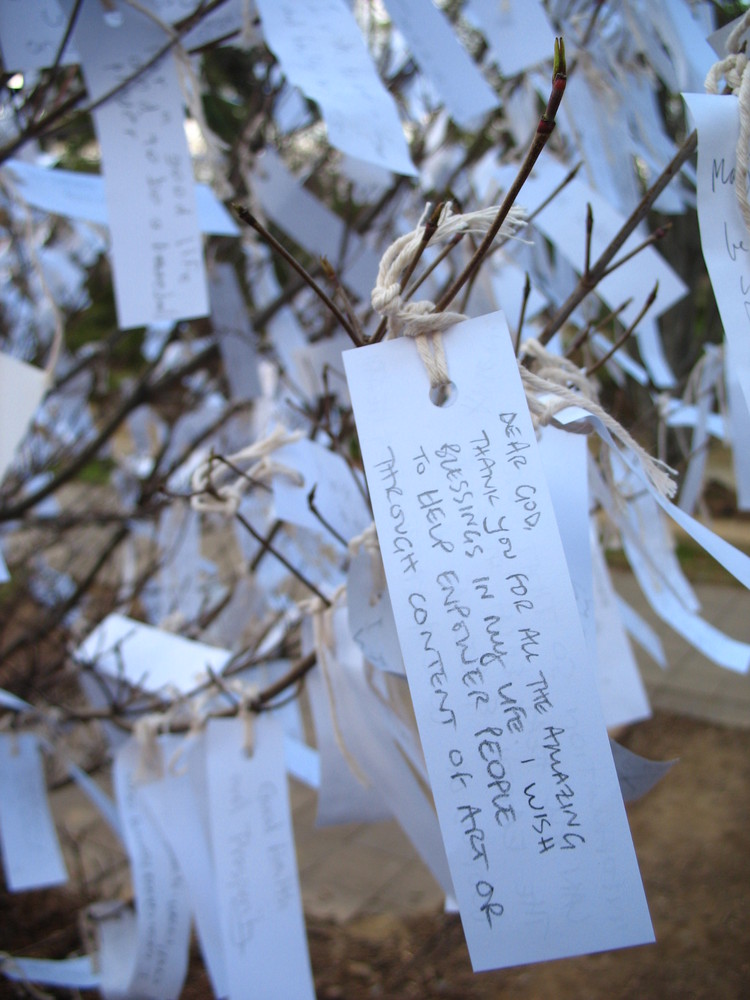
[0,0,748,994]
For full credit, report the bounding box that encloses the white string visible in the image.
[705,11,750,235]
[190,426,304,515]
[520,340,677,498]
[371,201,527,388]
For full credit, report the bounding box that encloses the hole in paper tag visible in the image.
[429,381,458,407]
[103,11,124,28]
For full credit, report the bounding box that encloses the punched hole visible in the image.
[429,381,458,407]
[104,10,124,27]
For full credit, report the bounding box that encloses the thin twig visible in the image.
[584,203,594,278]
[564,296,633,358]
[370,201,445,344]
[600,223,672,278]
[307,486,349,548]
[233,205,363,346]
[586,282,658,376]
[537,130,697,346]
[434,37,568,312]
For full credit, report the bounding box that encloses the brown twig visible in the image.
[434,37,568,313]
[233,205,363,346]
[537,130,697,346]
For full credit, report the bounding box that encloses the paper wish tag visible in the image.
[205,714,315,1000]
[683,93,750,413]
[70,0,209,329]
[76,613,231,695]
[344,311,654,971]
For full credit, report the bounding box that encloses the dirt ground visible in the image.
[2,710,749,999]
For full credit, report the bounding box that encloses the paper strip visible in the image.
[76,612,231,695]
[683,93,750,414]
[250,149,380,301]
[138,735,228,999]
[209,263,261,402]
[3,159,238,235]
[609,739,675,804]
[0,955,99,990]
[254,0,416,176]
[464,0,556,78]
[0,732,68,892]
[205,715,315,1000]
[112,738,192,999]
[72,1,209,328]
[344,312,653,970]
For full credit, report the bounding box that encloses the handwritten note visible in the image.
[72,0,209,328]
[112,739,192,998]
[683,93,750,414]
[344,312,653,970]
[0,351,48,483]
[254,0,416,176]
[381,0,498,127]
[0,0,78,72]
[205,715,315,1000]
[250,149,380,300]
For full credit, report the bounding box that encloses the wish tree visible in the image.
[0,0,749,995]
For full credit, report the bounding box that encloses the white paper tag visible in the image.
[0,351,48,483]
[322,602,454,895]
[0,955,99,990]
[344,312,654,970]
[272,438,371,544]
[347,544,406,675]
[76,612,231,695]
[3,159,238,235]
[382,0,498,127]
[0,0,78,72]
[609,739,675,804]
[683,93,750,414]
[137,735,228,999]
[254,0,416,176]
[205,715,315,1000]
[111,739,192,999]
[71,1,209,328]
[305,623,391,824]
[0,733,67,892]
